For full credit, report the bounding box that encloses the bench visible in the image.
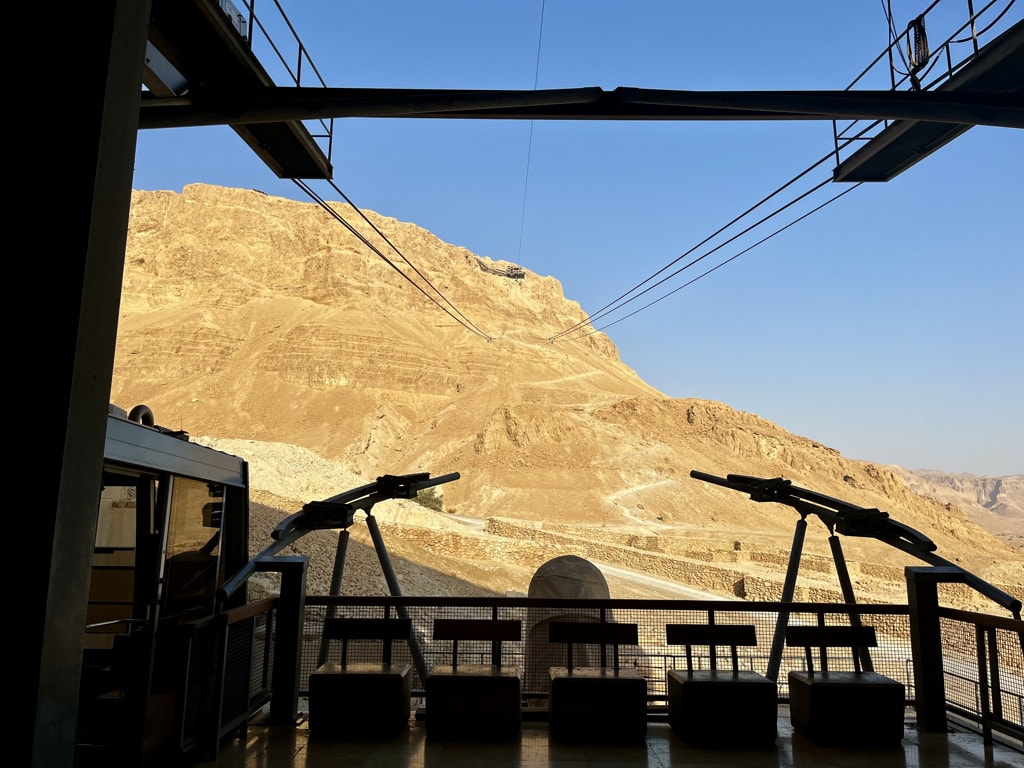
[307,617,413,738]
[785,624,905,746]
[665,623,777,748]
[425,618,522,741]
[547,621,647,742]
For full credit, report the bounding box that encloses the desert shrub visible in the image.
[413,487,443,513]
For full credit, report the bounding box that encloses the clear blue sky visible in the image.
[132,1,1023,476]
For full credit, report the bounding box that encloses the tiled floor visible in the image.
[200,707,1023,767]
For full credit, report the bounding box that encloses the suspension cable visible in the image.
[291,179,492,341]
[517,0,546,263]
[884,0,912,73]
[321,178,491,338]
[546,150,839,342]
[547,176,833,341]
[546,106,886,342]
[567,183,864,340]
[952,0,1016,42]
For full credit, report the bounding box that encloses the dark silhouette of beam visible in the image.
[139,87,1023,129]
[834,17,1024,181]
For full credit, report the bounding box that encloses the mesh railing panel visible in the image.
[940,612,1024,740]
[221,619,255,726]
[180,620,219,753]
[249,610,275,706]
[298,598,914,705]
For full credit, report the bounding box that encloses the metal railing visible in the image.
[831,0,1020,167]
[294,598,916,704]
[195,592,1024,758]
[177,598,278,762]
[938,607,1024,746]
[225,0,335,165]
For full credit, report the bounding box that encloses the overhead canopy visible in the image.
[141,1,1023,183]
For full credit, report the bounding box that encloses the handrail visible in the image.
[292,594,1023,748]
[234,0,335,159]
[832,0,1019,163]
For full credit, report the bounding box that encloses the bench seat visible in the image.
[308,661,412,738]
[668,669,777,747]
[306,617,413,739]
[785,624,905,746]
[549,666,647,742]
[425,619,523,741]
[425,664,522,740]
[788,670,905,746]
[547,621,647,743]
[665,623,777,748]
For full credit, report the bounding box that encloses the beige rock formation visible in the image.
[112,184,1023,612]
[889,467,1024,547]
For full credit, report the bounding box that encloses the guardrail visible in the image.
[197,593,1024,760]
[296,598,917,705]
[938,607,1024,745]
[831,0,1021,168]
[230,0,335,164]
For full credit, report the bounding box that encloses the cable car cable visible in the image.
[547,175,834,342]
[517,0,547,264]
[546,117,884,340]
[292,179,492,340]
[568,182,864,340]
[320,177,492,339]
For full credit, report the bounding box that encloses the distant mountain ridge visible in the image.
[111,184,1023,606]
[890,468,1024,545]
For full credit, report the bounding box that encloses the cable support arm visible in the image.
[271,471,461,540]
[690,470,1021,615]
[219,471,460,603]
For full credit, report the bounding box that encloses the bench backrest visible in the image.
[548,621,639,672]
[322,617,412,666]
[785,625,878,673]
[432,618,522,669]
[665,623,758,672]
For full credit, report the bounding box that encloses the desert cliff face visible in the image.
[889,468,1024,546]
[112,184,1023,610]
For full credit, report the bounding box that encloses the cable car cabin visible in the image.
[77,404,250,766]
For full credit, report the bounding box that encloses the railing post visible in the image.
[975,626,994,744]
[906,565,964,731]
[266,556,308,725]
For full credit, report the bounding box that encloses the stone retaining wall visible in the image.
[380,516,1019,611]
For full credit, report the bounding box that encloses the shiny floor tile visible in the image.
[199,707,1023,768]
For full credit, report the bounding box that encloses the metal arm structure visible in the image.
[690,470,1022,680]
[271,471,461,545]
[222,471,460,683]
[691,470,1020,612]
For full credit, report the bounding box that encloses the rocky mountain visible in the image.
[887,468,1024,547]
[112,184,1023,612]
